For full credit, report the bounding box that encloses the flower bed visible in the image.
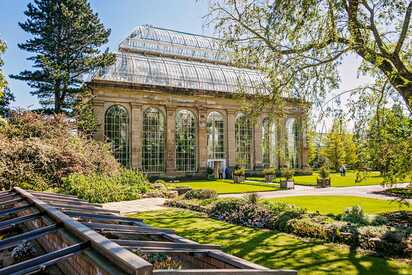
[165,196,412,258]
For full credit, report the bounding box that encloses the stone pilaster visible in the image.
[227,110,236,167]
[277,116,287,168]
[131,103,142,170]
[93,100,105,142]
[166,107,177,175]
[300,116,308,168]
[254,116,263,169]
[198,108,208,173]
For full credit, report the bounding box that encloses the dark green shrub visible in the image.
[183,189,217,200]
[263,167,276,176]
[341,206,369,225]
[319,166,330,179]
[282,168,294,180]
[233,168,246,176]
[63,169,150,203]
[243,192,259,204]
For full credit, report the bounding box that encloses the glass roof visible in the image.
[95,52,269,95]
[119,25,231,64]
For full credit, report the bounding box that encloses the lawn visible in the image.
[133,209,412,275]
[168,179,279,194]
[249,171,387,187]
[264,196,412,215]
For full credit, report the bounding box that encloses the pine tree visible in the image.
[0,38,7,98]
[11,0,115,114]
[0,88,15,117]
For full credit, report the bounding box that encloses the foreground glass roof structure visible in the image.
[94,25,270,95]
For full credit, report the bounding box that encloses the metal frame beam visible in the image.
[0,204,32,216]
[0,212,44,230]
[65,211,143,223]
[0,241,90,274]
[0,224,59,250]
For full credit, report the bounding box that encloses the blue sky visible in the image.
[0,0,371,118]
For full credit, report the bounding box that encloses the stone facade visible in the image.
[90,82,309,178]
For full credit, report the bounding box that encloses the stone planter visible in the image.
[173,187,192,195]
[317,178,331,188]
[280,180,294,189]
[264,175,275,183]
[233,175,245,183]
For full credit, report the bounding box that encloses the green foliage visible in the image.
[233,167,246,176]
[0,88,15,118]
[0,111,120,191]
[341,206,368,225]
[262,167,276,176]
[243,192,259,204]
[73,89,98,137]
[360,107,412,183]
[281,167,294,180]
[319,166,330,179]
[11,0,115,113]
[63,169,150,203]
[0,38,7,98]
[183,189,217,200]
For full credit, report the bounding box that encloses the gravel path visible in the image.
[219,183,411,202]
[103,197,166,214]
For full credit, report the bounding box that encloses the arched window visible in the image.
[105,105,130,167]
[286,118,299,168]
[207,112,225,159]
[142,107,165,173]
[176,110,197,172]
[235,113,252,168]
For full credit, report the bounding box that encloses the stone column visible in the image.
[254,116,263,169]
[166,107,177,175]
[227,110,236,167]
[130,103,142,170]
[198,108,208,174]
[93,100,105,142]
[300,116,308,168]
[277,116,287,168]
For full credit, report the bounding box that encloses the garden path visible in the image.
[102,197,166,214]
[220,183,411,202]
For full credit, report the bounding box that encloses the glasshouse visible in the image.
[90,25,309,177]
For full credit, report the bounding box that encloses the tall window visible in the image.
[270,122,277,167]
[262,118,270,165]
[235,113,252,168]
[207,112,225,159]
[105,105,130,167]
[286,118,299,168]
[176,110,197,172]
[142,107,165,173]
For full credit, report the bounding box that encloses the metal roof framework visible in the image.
[95,52,269,95]
[0,188,296,274]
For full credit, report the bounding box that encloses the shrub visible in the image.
[341,206,369,225]
[233,168,246,176]
[0,111,120,191]
[263,167,276,176]
[183,189,217,200]
[282,168,294,180]
[243,192,259,204]
[319,166,330,179]
[63,169,150,203]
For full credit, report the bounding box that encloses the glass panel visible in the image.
[235,113,252,168]
[105,105,130,167]
[142,107,165,173]
[207,112,225,159]
[270,121,277,167]
[176,110,197,172]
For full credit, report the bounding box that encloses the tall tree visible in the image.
[208,0,412,112]
[11,0,115,114]
[0,38,7,98]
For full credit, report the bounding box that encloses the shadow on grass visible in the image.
[134,210,410,275]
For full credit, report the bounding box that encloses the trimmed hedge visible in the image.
[183,189,217,200]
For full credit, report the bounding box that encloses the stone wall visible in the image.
[91,82,309,177]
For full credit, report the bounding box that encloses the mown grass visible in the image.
[133,209,412,275]
[249,171,386,187]
[263,196,412,215]
[168,179,279,194]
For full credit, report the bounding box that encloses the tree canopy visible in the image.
[208,0,412,112]
[11,0,115,114]
[0,39,7,98]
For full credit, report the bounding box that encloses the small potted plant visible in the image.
[233,167,246,183]
[280,167,295,189]
[263,167,276,183]
[317,166,331,188]
[206,167,214,180]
